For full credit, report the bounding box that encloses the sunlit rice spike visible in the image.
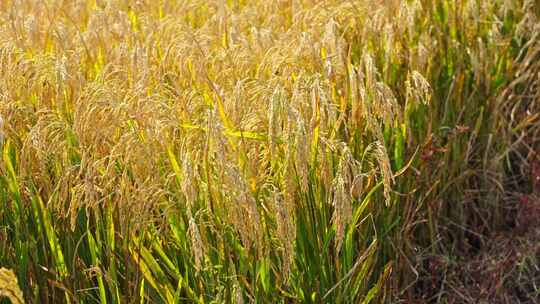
[272,189,295,279]
[181,152,198,211]
[332,144,355,253]
[373,141,394,206]
[0,115,4,149]
[0,268,25,304]
[406,71,432,106]
[188,216,205,271]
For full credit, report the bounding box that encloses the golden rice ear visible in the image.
[295,118,310,193]
[0,115,4,148]
[0,268,25,304]
[406,71,432,106]
[331,174,351,253]
[350,174,364,199]
[267,87,283,159]
[188,216,205,271]
[180,152,198,211]
[271,189,295,279]
[373,141,394,206]
[331,144,355,253]
[222,163,263,254]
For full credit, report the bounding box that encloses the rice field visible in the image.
[0,0,539,303]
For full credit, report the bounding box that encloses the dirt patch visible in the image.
[406,178,540,303]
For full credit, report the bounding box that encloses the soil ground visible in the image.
[409,161,540,303]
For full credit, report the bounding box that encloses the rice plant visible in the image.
[0,0,538,303]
